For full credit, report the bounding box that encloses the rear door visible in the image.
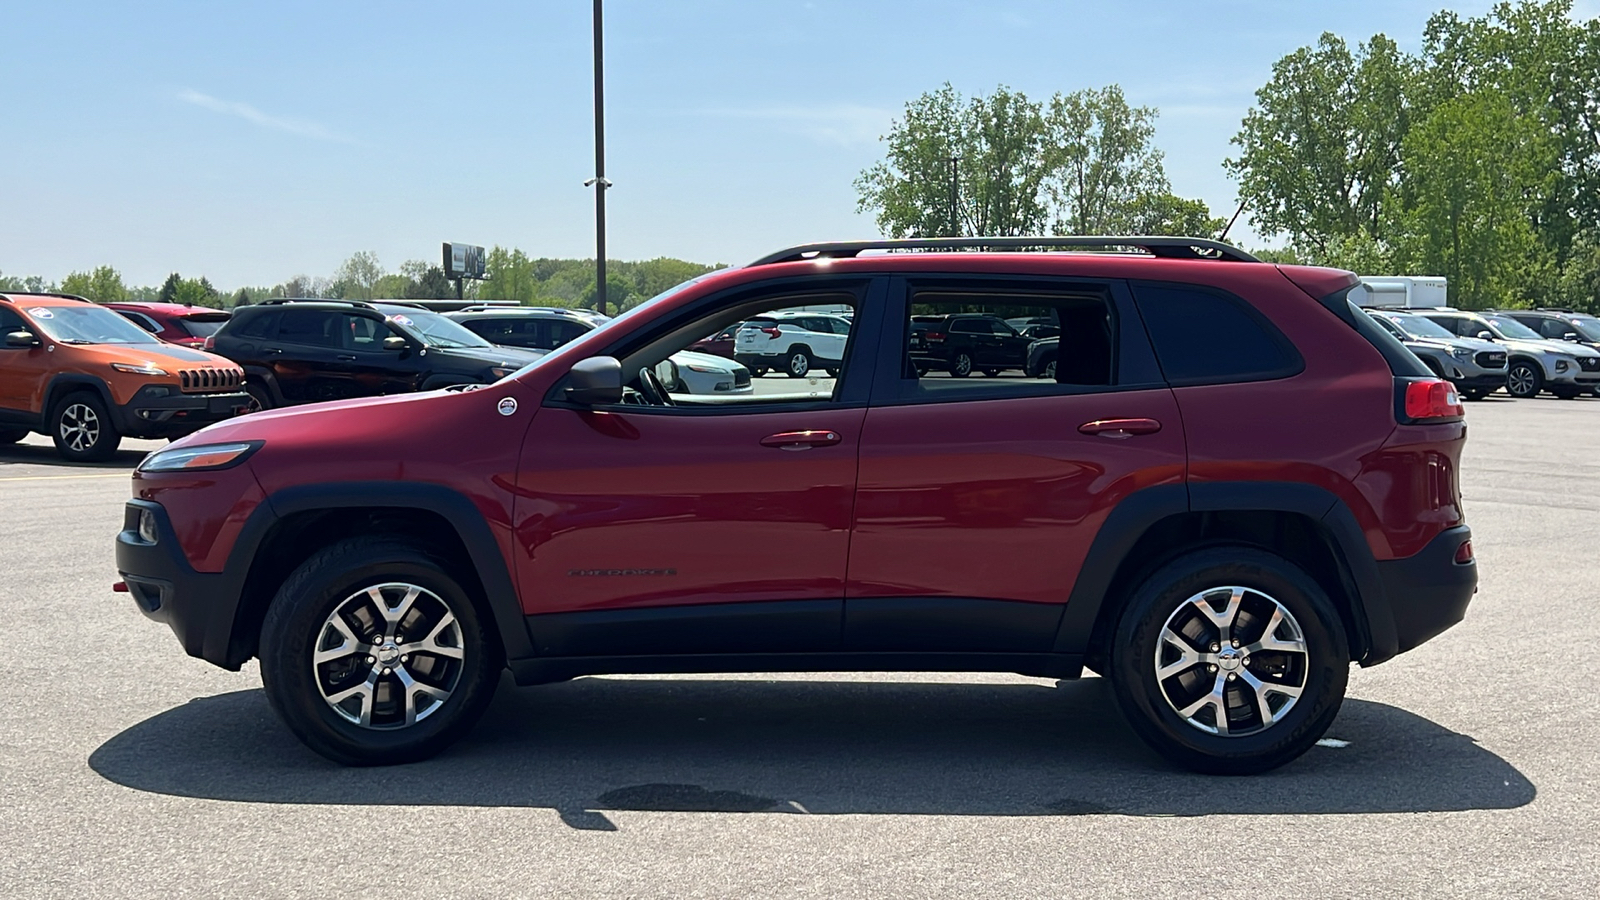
[844,276,1185,652]
[270,309,344,402]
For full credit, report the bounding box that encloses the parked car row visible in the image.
[1363,306,1600,400]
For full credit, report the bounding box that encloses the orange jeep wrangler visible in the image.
[0,293,249,461]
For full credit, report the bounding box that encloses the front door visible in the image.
[0,306,49,420]
[513,278,882,657]
[843,276,1186,652]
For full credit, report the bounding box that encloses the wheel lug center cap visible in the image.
[1217,648,1242,672]
[375,643,401,665]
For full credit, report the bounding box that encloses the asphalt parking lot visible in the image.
[2,395,1597,899]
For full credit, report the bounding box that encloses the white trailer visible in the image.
[1358,276,1449,308]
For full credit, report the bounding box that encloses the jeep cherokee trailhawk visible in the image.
[114,237,1477,773]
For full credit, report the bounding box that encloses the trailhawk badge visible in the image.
[497,397,518,416]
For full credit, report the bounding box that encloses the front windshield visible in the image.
[1485,315,1542,341]
[27,305,162,345]
[383,309,493,349]
[1566,318,1600,341]
[1386,314,1456,340]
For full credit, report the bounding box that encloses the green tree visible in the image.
[1389,92,1550,308]
[582,272,634,311]
[629,257,718,299]
[405,266,455,299]
[332,251,384,300]
[1045,85,1171,234]
[478,247,537,303]
[233,288,253,307]
[157,273,182,304]
[1226,33,1415,259]
[856,83,1052,237]
[60,265,128,302]
[1120,193,1227,238]
[170,276,221,308]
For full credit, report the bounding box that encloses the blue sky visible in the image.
[3,0,1572,287]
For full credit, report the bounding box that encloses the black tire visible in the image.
[949,351,973,378]
[915,367,930,377]
[1043,359,1058,381]
[50,391,120,462]
[825,368,840,378]
[259,536,503,766]
[752,367,769,378]
[784,348,813,378]
[1462,388,1489,401]
[245,382,274,413]
[1554,388,1581,400]
[982,368,1003,378]
[1108,546,1349,775]
[0,426,29,444]
[1506,360,1542,398]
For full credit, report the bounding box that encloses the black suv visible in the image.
[209,300,540,410]
[445,306,607,353]
[909,313,1034,377]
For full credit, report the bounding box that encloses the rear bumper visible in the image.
[115,499,251,669]
[1372,524,1476,659]
[115,389,250,437]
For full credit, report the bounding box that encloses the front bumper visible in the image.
[1451,373,1507,390]
[115,499,249,668]
[1372,524,1476,657]
[115,389,250,437]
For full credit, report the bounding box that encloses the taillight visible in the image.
[203,335,216,351]
[1402,378,1463,421]
[925,331,946,343]
[760,326,782,339]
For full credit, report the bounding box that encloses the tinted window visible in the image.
[178,316,228,338]
[1537,319,1568,339]
[1422,315,1465,336]
[950,318,985,333]
[116,311,161,334]
[551,320,590,346]
[0,307,25,333]
[1134,284,1300,385]
[233,310,279,339]
[277,309,338,347]
[342,313,393,350]
[902,289,1115,398]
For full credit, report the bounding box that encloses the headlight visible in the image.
[112,362,168,376]
[683,364,725,374]
[138,441,262,473]
[1450,348,1471,360]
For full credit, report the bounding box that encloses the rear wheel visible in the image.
[825,368,840,378]
[259,537,502,766]
[785,349,812,378]
[0,426,29,444]
[1506,360,1542,398]
[1108,546,1349,775]
[50,392,120,462]
[949,352,973,378]
[1462,388,1489,401]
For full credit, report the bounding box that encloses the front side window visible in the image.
[1485,315,1541,340]
[341,314,393,350]
[26,305,161,345]
[386,310,493,349]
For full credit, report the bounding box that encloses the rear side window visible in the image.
[277,309,337,347]
[1133,283,1302,385]
[178,316,228,338]
[232,310,280,339]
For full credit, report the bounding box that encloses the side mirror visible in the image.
[382,335,409,351]
[654,358,681,392]
[1477,331,1495,341]
[566,356,624,405]
[4,330,39,348]
[1564,333,1581,342]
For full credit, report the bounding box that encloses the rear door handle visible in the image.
[760,430,842,451]
[263,347,282,355]
[1078,418,1162,438]
[336,354,357,361]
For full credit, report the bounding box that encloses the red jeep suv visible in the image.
[114,237,1476,773]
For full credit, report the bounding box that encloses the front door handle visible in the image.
[1078,418,1162,439]
[336,354,357,361]
[760,430,841,451]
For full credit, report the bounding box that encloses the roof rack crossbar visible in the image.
[748,235,1260,267]
[260,297,380,310]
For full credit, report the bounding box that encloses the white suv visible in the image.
[734,311,851,378]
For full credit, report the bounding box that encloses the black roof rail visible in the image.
[748,235,1260,267]
[0,291,91,303]
[1532,307,1577,314]
[260,297,380,310]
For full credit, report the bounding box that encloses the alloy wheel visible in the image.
[788,352,810,377]
[59,403,101,452]
[952,353,972,376]
[1507,363,1539,397]
[1153,585,1309,736]
[313,582,466,729]
[1043,360,1057,380]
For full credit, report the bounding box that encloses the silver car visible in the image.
[1366,311,1508,399]
[1420,310,1597,399]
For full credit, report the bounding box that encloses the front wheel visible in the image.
[259,537,502,766]
[50,392,120,462]
[1506,360,1542,398]
[1108,546,1349,775]
[245,382,274,413]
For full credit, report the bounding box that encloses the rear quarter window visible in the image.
[1132,283,1304,385]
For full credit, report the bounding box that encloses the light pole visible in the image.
[587,0,611,315]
